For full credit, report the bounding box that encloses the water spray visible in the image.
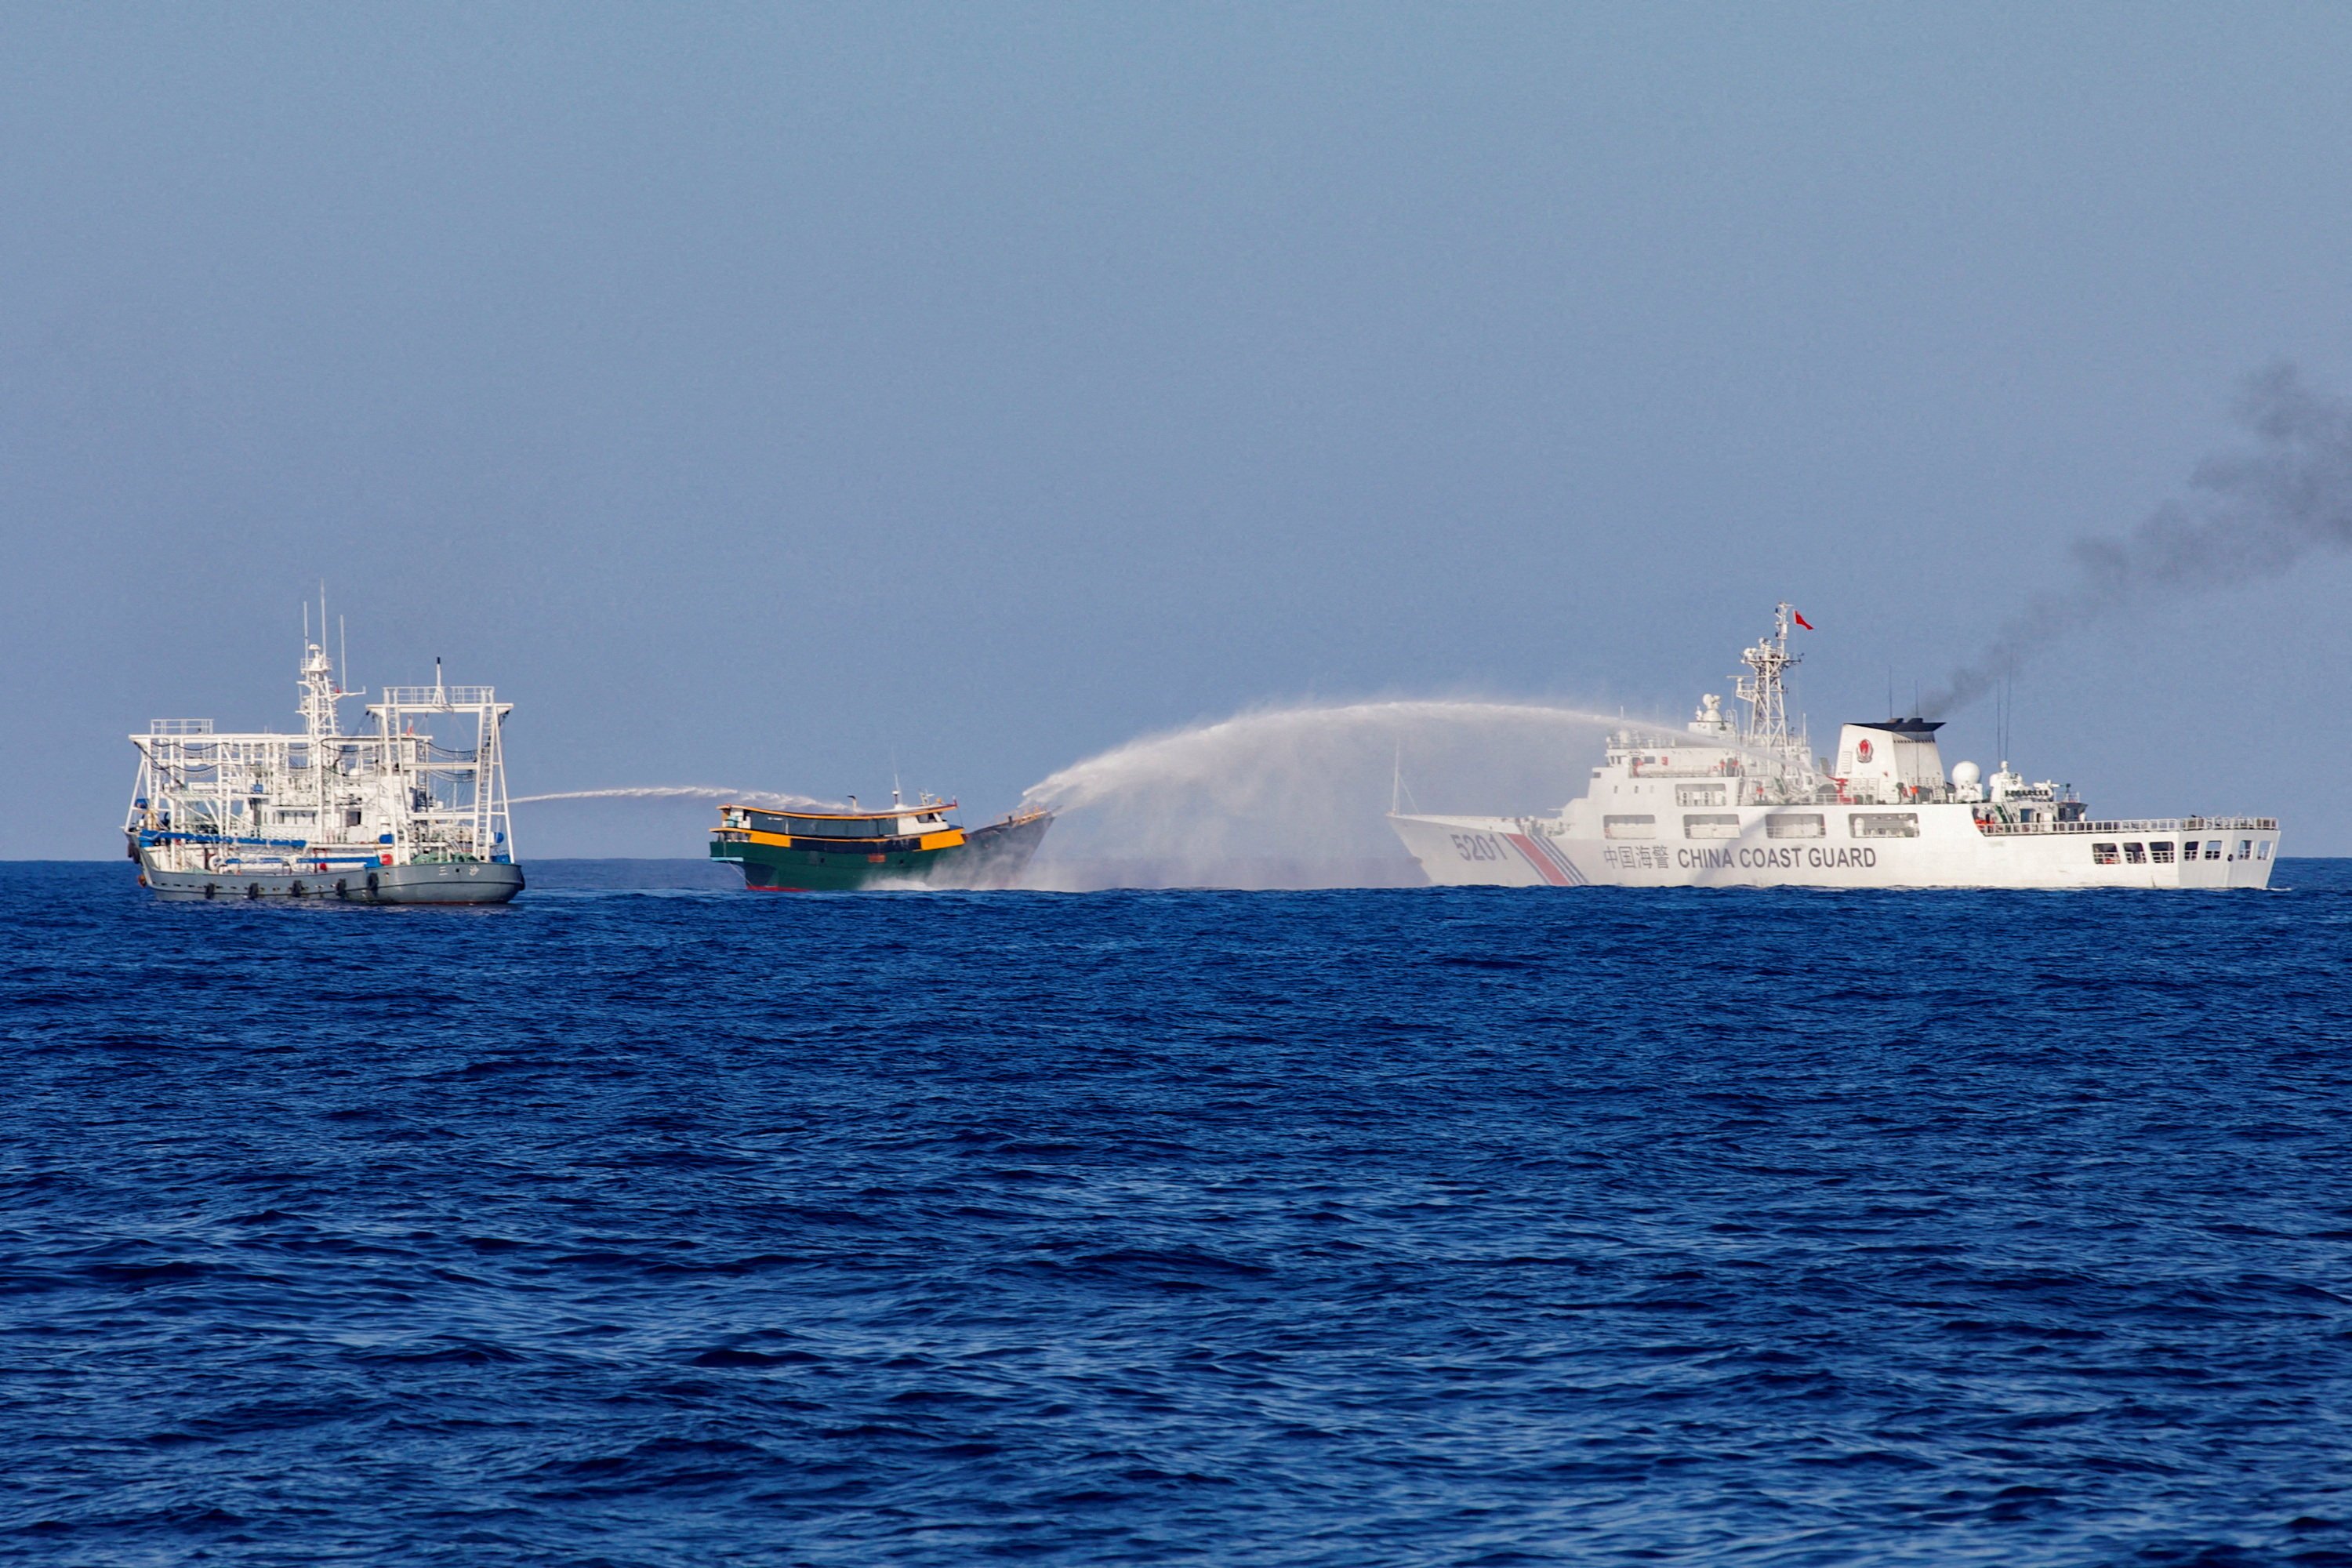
[1010,697,1694,887]
[1021,695,1795,815]
[1022,699,1653,814]
[511,786,847,811]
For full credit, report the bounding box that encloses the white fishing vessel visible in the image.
[125,615,523,903]
[1390,604,2279,890]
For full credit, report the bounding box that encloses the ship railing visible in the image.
[1976,816,2278,836]
[379,685,497,706]
[148,718,215,735]
[1627,765,1768,779]
[141,829,313,850]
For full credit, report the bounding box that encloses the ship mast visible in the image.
[299,641,342,740]
[299,589,343,742]
[299,593,347,829]
[1734,602,1809,772]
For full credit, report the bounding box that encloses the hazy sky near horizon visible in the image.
[9,4,2352,857]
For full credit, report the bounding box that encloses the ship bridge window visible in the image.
[2124,842,2147,864]
[1766,813,1824,840]
[2092,842,2120,865]
[2180,840,2199,859]
[1682,814,1740,840]
[1603,815,1656,840]
[2205,843,2223,861]
[1849,813,1919,839]
[2237,839,2254,860]
[1676,785,1726,808]
[2258,840,2272,861]
[2151,842,2176,864]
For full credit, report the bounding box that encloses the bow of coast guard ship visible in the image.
[1389,604,2280,890]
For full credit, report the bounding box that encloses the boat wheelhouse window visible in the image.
[2237,839,2253,859]
[781,815,889,840]
[1849,813,1919,839]
[2123,842,2147,864]
[2258,841,2272,860]
[1603,815,1657,840]
[1766,813,1824,839]
[2150,842,2176,864]
[2092,842,2119,865]
[2180,840,2198,859]
[2205,842,2223,860]
[1675,785,1726,808]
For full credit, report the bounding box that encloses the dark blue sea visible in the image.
[9,861,2352,1566]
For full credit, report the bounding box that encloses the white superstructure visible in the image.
[125,619,523,903]
[1391,604,2279,890]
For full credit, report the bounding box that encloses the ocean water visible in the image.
[7,860,2352,1566]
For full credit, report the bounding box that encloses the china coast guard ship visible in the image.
[1389,604,2280,890]
[125,619,523,903]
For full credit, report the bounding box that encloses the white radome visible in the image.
[1388,604,2279,891]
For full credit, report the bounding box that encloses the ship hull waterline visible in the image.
[712,812,1052,892]
[138,852,525,905]
[1390,811,2280,891]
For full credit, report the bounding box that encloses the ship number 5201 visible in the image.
[1451,833,1504,862]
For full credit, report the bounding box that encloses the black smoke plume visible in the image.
[1926,363,2352,713]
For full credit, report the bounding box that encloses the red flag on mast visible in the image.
[1793,610,1814,630]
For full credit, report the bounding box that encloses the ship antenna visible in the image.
[339,615,348,698]
[892,752,902,808]
[1392,742,1402,815]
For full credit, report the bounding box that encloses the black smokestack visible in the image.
[1926,362,2352,713]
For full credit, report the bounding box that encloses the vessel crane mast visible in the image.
[1733,601,1813,782]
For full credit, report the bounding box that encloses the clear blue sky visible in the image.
[7,5,2351,857]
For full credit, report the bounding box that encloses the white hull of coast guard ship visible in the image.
[1390,605,2278,891]
[125,607,523,904]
